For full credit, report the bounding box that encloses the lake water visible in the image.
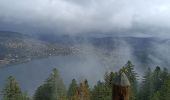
[0,55,107,96]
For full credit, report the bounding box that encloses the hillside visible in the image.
[0,31,76,67]
[36,33,170,68]
[1,31,170,68]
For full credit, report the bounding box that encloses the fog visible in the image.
[148,39,170,68]
[0,0,170,37]
[0,0,170,95]
[0,32,170,96]
[0,38,141,93]
[69,37,170,79]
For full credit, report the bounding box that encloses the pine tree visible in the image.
[158,75,170,100]
[21,92,31,100]
[160,68,169,86]
[91,80,113,100]
[67,79,78,100]
[91,72,116,100]
[2,76,23,100]
[122,61,138,100]
[75,80,90,100]
[152,66,162,92]
[140,67,153,100]
[151,91,160,100]
[34,68,66,100]
[104,72,116,88]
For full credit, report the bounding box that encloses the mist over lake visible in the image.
[1,0,170,99]
[0,54,110,96]
[0,38,139,96]
[0,35,170,97]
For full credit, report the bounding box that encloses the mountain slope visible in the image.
[0,31,75,66]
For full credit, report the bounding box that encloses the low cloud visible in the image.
[0,0,170,36]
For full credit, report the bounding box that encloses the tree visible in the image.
[34,68,66,100]
[2,76,23,100]
[91,81,111,100]
[140,67,170,100]
[67,79,78,100]
[75,80,90,100]
[152,66,162,92]
[104,72,116,88]
[121,61,138,100]
[91,72,116,100]
[139,67,153,100]
[160,68,169,86]
[158,75,170,100]
[151,91,160,100]
[21,92,31,100]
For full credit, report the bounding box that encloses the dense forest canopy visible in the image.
[1,61,170,100]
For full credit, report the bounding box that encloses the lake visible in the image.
[0,54,107,96]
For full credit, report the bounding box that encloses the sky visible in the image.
[1,0,170,92]
[0,0,170,37]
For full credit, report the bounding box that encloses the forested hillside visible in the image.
[1,61,170,100]
[0,31,76,67]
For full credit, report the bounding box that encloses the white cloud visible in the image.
[0,0,170,36]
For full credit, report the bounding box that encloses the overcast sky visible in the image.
[0,0,170,37]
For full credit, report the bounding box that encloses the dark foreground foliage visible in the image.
[1,61,170,100]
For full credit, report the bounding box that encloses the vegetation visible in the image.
[1,61,170,100]
[34,68,66,100]
[2,76,30,100]
[0,31,77,67]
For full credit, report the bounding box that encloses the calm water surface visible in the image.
[0,55,106,95]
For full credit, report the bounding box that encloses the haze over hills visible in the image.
[0,31,169,71]
[1,0,170,99]
[1,31,170,97]
[0,0,170,71]
[0,31,76,67]
[37,33,170,69]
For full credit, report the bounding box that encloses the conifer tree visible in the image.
[91,72,116,100]
[67,79,78,100]
[75,80,90,100]
[34,68,66,100]
[151,91,160,100]
[2,76,23,100]
[140,67,153,100]
[21,92,31,100]
[122,61,138,100]
[158,75,170,100]
[152,66,162,92]
[104,72,116,88]
[160,67,169,86]
[91,81,111,100]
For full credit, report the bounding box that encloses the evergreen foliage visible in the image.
[158,77,170,100]
[2,76,30,100]
[2,76,22,100]
[2,62,170,100]
[75,80,91,100]
[121,61,138,100]
[139,67,153,100]
[67,79,78,100]
[34,68,66,100]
